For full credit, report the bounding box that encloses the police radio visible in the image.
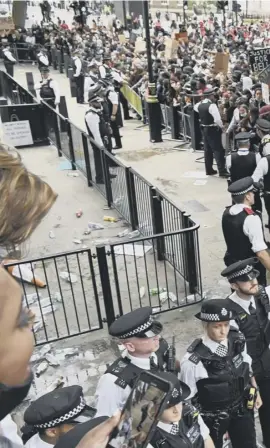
[247,387,256,410]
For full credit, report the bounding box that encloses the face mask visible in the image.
[240,112,247,118]
[0,371,33,420]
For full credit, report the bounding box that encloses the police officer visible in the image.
[72,49,84,104]
[180,299,259,448]
[2,46,16,77]
[253,119,270,230]
[22,386,95,448]
[35,67,60,109]
[103,76,122,150]
[149,372,214,448]
[226,132,262,212]
[194,88,228,178]
[36,46,49,72]
[222,176,270,285]
[221,257,270,447]
[94,306,179,417]
[99,54,112,79]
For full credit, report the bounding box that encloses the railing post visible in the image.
[66,120,76,170]
[183,213,197,294]
[51,47,57,70]
[68,68,77,97]
[101,149,113,207]
[96,245,115,327]
[125,168,138,230]
[82,133,92,187]
[151,188,165,261]
[53,112,62,157]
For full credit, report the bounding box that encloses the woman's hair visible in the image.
[0,146,57,247]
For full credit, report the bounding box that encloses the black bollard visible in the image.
[58,96,69,119]
[26,72,36,97]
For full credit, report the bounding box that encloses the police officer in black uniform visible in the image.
[22,386,95,448]
[149,372,214,448]
[72,49,84,104]
[35,67,60,109]
[194,88,228,178]
[180,299,258,448]
[2,46,16,77]
[222,176,270,285]
[226,132,262,212]
[221,258,270,447]
[253,119,270,230]
[94,307,179,417]
[36,45,49,72]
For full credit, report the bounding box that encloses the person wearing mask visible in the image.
[194,88,228,177]
[72,49,84,104]
[180,299,259,448]
[251,87,267,110]
[148,372,214,448]
[221,258,270,448]
[2,46,16,77]
[252,119,270,230]
[94,307,179,417]
[22,386,95,448]
[222,176,270,285]
[34,67,60,109]
[226,132,261,212]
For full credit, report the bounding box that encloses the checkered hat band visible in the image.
[34,396,86,428]
[227,265,253,280]
[231,185,253,196]
[200,312,221,321]
[119,316,153,339]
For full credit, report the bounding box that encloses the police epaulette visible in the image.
[188,353,200,365]
[187,338,202,353]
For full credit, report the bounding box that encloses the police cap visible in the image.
[256,118,270,133]
[221,258,259,283]
[109,306,163,339]
[154,372,190,408]
[203,87,216,96]
[195,299,234,322]
[24,386,93,429]
[40,67,50,73]
[234,132,254,145]
[259,105,270,117]
[54,417,108,448]
[227,176,257,196]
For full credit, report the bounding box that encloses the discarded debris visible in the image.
[36,361,49,377]
[152,306,162,313]
[103,216,118,223]
[159,291,177,303]
[76,210,83,218]
[45,377,65,393]
[49,230,55,239]
[139,286,145,299]
[5,262,46,288]
[88,222,104,230]
[53,292,62,302]
[103,205,111,210]
[63,347,79,358]
[60,272,78,283]
[24,293,42,306]
[67,172,79,177]
[73,238,82,244]
[83,229,91,235]
[45,353,60,367]
[117,229,129,238]
[149,287,167,296]
[82,245,88,249]
[128,230,140,238]
[33,321,44,333]
[39,344,52,357]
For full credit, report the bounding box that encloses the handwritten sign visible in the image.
[249,47,270,72]
[0,16,14,31]
[262,83,270,104]
[2,120,33,147]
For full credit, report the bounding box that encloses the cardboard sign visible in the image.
[2,120,33,147]
[0,16,14,31]
[262,83,270,104]
[118,34,126,44]
[214,52,229,74]
[259,65,270,86]
[249,47,270,72]
[174,32,188,43]
[165,37,178,59]
[135,38,146,53]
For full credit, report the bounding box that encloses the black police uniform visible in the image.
[40,79,56,108]
[222,258,270,448]
[182,300,256,448]
[72,56,84,104]
[150,403,204,448]
[2,48,16,77]
[36,51,49,71]
[196,91,226,176]
[222,176,267,285]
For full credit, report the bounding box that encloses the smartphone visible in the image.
[108,371,172,448]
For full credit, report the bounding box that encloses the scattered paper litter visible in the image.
[113,243,152,257]
[63,347,79,358]
[33,321,44,333]
[152,306,162,313]
[49,230,55,239]
[45,353,60,367]
[159,291,177,303]
[128,230,140,238]
[6,263,46,287]
[39,344,52,357]
[73,239,82,244]
[139,286,145,299]
[53,292,62,302]
[67,172,79,177]
[194,180,207,186]
[60,272,78,283]
[44,377,65,394]
[117,229,129,238]
[24,293,42,306]
[88,222,104,230]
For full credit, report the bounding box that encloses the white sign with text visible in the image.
[2,120,33,147]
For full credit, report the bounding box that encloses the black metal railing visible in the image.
[4,249,103,346]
